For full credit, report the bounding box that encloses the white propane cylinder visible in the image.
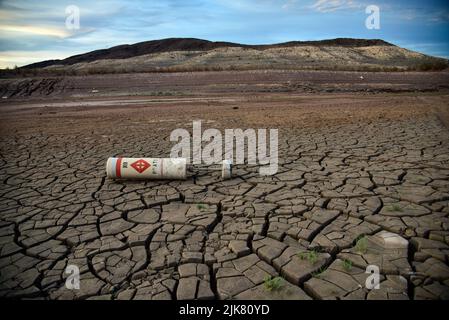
[106,157,187,180]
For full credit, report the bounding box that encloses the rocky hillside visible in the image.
[15,38,449,74]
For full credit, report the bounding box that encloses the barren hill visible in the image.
[15,38,449,74]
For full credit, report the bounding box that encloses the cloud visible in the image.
[399,8,449,23]
[282,0,299,10]
[309,0,362,13]
[428,11,449,23]
[0,24,72,38]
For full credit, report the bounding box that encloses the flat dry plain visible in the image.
[0,70,448,300]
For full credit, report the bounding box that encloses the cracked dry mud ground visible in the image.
[0,92,449,300]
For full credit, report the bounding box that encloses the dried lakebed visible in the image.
[0,92,448,300]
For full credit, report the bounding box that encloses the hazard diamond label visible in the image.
[131,159,151,173]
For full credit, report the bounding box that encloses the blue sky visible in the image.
[0,0,448,68]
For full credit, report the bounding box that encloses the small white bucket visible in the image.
[106,157,187,180]
[221,160,232,180]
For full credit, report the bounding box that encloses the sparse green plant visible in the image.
[342,259,353,271]
[297,250,318,264]
[355,236,368,254]
[311,267,326,278]
[196,203,207,211]
[263,276,284,291]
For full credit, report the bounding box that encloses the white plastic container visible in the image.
[106,157,187,180]
[221,160,232,180]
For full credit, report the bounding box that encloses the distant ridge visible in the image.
[23,38,393,69]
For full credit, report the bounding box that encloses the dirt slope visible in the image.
[16,38,447,74]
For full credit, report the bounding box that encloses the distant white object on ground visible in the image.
[359,76,364,80]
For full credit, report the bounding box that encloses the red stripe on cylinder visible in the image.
[116,157,122,178]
